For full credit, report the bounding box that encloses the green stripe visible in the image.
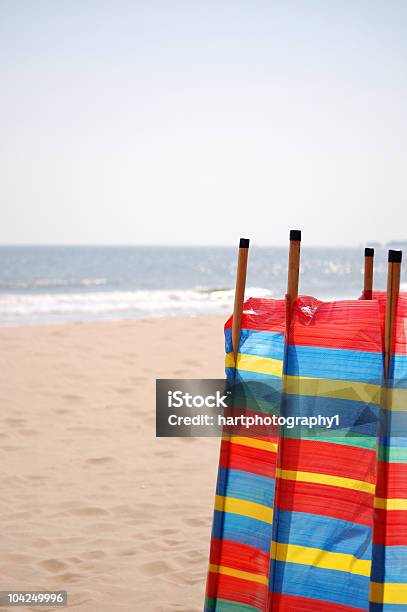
[378,445,407,463]
[205,598,263,612]
[284,430,377,449]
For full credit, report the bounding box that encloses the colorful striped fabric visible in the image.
[368,293,407,611]
[205,295,407,612]
[206,298,285,612]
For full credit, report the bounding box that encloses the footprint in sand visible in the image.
[163,539,181,547]
[129,376,146,383]
[58,571,82,583]
[63,394,83,402]
[140,541,164,553]
[155,450,175,459]
[156,528,177,536]
[140,560,173,575]
[18,428,38,437]
[183,359,200,367]
[81,550,105,560]
[117,548,137,556]
[4,418,26,427]
[86,456,113,465]
[33,538,51,549]
[184,517,209,527]
[70,507,109,516]
[40,558,67,573]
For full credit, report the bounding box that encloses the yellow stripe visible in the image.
[374,497,407,510]
[225,352,283,377]
[381,387,407,411]
[276,468,375,494]
[225,357,407,409]
[272,542,371,577]
[214,495,273,524]
[284,375,381,405]
[284,376,407,411]
[208,563,268,586]
[222,434,278,453]
[370,581,407,604]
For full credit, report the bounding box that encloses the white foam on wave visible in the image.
[0,287,274,325]
[0,278,108,290]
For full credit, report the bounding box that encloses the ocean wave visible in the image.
[0,287,274,325]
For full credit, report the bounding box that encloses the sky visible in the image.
[1,1,406,246]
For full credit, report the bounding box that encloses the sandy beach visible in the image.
[0,316,225,611]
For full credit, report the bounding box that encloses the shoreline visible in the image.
[0,311,227,331]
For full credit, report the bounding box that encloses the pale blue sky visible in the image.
[1,1,406,245]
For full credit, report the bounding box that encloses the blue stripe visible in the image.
[393,355,407,388]
[371,545,407,583]
[379,410,407,437]
[370,604,407,611]
[224,370,282,418]
[286,345,383,384]
[379,436,407,448]
[211,510,272,553]
[274,509,372,560]
[225,328,285,359]
[270,560,370,609]
[216,467,275,508]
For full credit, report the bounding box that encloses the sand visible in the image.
[0,316,226,611]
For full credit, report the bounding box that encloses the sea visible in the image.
[0,245,406,326]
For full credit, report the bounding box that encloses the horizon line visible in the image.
[0,242,396,249]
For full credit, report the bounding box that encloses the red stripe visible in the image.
[373,508,407,545]
[276,479,374,527]
[224,297,286,333]
[269,593,366,612]
[206,571,268,609]
[376,461,407,498]
[209,538,269,577]
[225,296,383,352]
[360,291,407,355]
[290,297,382,352]
[220,439,277,478]
[279,439,376,484]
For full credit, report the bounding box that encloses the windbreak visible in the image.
[205,295,407,612]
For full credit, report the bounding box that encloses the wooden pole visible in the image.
[267,230,302,608]
[287,229,301,304]
[232,238,250,364]
[363,247,374,299]
[384,249,402,382]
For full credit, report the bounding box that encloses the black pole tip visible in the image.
[365,247,374,257]
[388,249,402,263]
[290,229,301,241]
[239,238,250,248]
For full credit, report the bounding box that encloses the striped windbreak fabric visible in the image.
[367,293,407,611]
[205,295,407,612]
